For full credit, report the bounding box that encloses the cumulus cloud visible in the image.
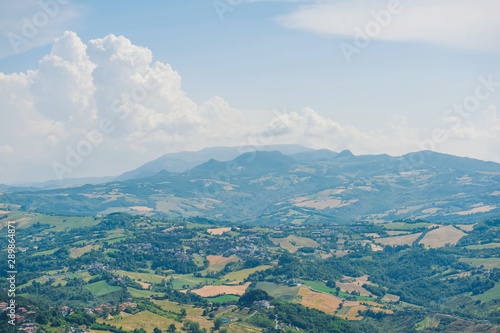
[274,0,500,52]
[0,31,498,183]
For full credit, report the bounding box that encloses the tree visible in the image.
[154,328,163,333]
[180,308,187,317]
[213,318,224,330]
[167,323,177,333]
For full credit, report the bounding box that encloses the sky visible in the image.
[0,0,499,184]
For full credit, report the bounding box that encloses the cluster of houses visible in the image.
[0,303,37,332]
[58,299,137,318]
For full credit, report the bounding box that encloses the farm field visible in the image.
[191,282,251,297]
[419,225,466,248]
[255,282,300,301]
[69,245,100,258]
[464,243,500,250]
[223,265,271,282]
[382,222,434,230]
[335,276,371,297]
[459,258,500,269]
[115,270,167,284]
[375,233,422,246]
[207,227,232,235]
[270,235,320,253]
[296,286,342,314]
[205,294,240,303]
[86,280,121,296]
[473,283,500,302]
[99,311,178,332]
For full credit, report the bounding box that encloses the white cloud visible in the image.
[0,31,498,183]
[0,0,82,59]
[275,0,500,52]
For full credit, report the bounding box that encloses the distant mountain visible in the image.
[1,149,499,225]
[7,176,115,191]
[116,144,313,181]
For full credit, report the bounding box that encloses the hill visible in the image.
[1,148,499,224]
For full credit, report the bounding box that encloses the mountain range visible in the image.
[1,145,499,225]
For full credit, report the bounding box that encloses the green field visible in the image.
[255,282,299,301]
[172,275,223,290]
[116,270,168,284]
[32,213,100,231]
[473,283,500,302]
[464,243,500,250]
[128,288,162,298]
[460,258,500,269]
[31,248,59,257]
[336,306,350,315]
[205,295,240,303]
[86,280,121,296]
[223,265,271,282]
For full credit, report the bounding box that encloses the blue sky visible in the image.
[0,0,500,182]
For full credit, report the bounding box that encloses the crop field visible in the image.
[205,294,240,303]
[69,245,100,258]
[99,311,178,332]
[86,280,121,296]
[128,288,160,298]
[255,282,300,301]
[207,227,232,235]
[205,255,240,272]
[172,274,223,289]
[223,265,271,282]
[375,233,422,246]
[336,276,371,297]
[419,226,466,248]
[151,301,213,330]
[31,248,59,257]
[473,283,500,302]
[460,258,500,269]
[382,222,434,230]
[115,270,168,284]
[456,224,476,232]
[297,287,342,314]
[464,243,500,250]
[270,235,320,253]
[191,282,251,297]
[227,322,263,333]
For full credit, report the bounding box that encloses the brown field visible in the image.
[207,227,232,235]
[137,281,151,289]
[456,224,476,232]
[130,206,153,212]
[98,311,177,332]
[364,233,380,238]
[336,275,371,297]
[69,245,100,258]
[297,287,342,314]
[270,235,320,253]
[382,294,400,302]
[386,231,410,236]
[368,242,383,251]
[293,198,358,210]
[0,210,9,214]
[419,226,466,248]
[455,205,496,215]
[207,255,238,266]
[191,282,251,297]
[375,233,422,246]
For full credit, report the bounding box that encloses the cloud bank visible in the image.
[0,31,499,183]
[274,0,500,52]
